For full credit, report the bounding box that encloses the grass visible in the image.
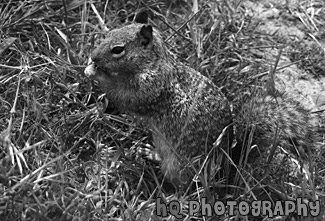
[0,0,325,220]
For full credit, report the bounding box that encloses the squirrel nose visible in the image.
[84,63,96,78]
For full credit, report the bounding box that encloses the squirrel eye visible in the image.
[111,46,125,55]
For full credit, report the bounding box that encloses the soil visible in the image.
[243,0,325,114]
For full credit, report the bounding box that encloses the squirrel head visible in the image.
[85,9,172,84]
[84,10,173,111]
[84,23,155,81]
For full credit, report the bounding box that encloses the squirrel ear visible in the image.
[133,9,149,24]
[138,25,153,49]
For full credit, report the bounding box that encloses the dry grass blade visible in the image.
[90,2,108,32]
[265,47,283,98]
[10,152,68,192]
[0,37,16,56]
[219,147,257,201]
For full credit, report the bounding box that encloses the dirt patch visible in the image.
[243,0,325,115]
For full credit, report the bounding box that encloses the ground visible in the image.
[0,0,325,220]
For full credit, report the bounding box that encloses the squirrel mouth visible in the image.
[85,63,122,86]
[85,63,117,78]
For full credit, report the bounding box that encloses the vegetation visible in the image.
[0,0,325,220]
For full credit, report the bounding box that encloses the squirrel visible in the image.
[84,10,315,185]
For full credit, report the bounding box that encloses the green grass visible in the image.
[0,0,325,220]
